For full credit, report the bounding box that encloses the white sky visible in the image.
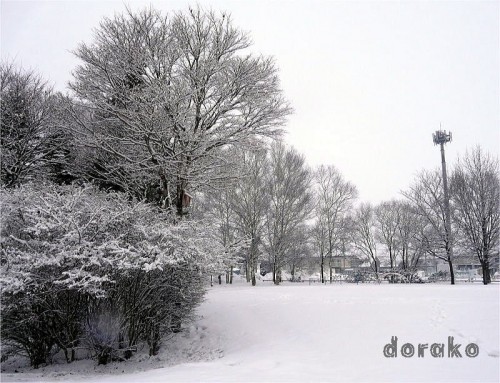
[1,0,499,203]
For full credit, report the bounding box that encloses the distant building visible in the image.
[453,255,481,271]
[490,253,500,275]
[417,259,440,276]
[331,255,363,274]
[417,253,500,277]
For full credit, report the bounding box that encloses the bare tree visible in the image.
[375,200,401,272]
[403,170,456,284]
[69,7,291,215]
[334,215,356,273]
[366,200,425,279]
[353,203,379,277]
[286,224,312,281]
[311,214,329,283]
[312,165,357,283]
[265,142,311,285]
[397,201,425,272]
[451,147,499,284]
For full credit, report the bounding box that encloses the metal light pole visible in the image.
[432,129,454,284]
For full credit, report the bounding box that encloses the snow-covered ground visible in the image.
[2,282,499,383]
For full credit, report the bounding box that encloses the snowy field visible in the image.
[2,282,499,383]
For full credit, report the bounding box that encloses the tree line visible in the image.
[200,144,498,287]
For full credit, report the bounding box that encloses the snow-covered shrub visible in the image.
[1,183,228,366]
[112,266,206,357]
[0,291,56,368]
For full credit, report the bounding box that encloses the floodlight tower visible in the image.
[432,129,454,283]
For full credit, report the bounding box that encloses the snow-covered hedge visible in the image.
[0,183,226,367]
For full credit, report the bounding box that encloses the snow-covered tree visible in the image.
[265,142,311,284]
[313,165,357,283]
[0,63,69,187]
[69,6,291,215]
[230,148,270,285]
[200,185,250,285]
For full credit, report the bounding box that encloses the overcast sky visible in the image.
[2,0,498,203]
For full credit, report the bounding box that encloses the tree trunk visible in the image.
[481,232,491,284]
[447,256,455,285]
[252,255,258,286]
[248,259,253,283]
[175,184,185,217]
[251,251,256,285]
[372,256,379,281]
[481,259,491,285]
[329,253,333,283]
[245,260,251,282]
[148,325,161,356]
[274,263,281,285]
[389,250,395,283]
[248,239,258,286]
[320,256,324,283]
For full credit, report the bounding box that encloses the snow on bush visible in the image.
[1,183,227,367]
